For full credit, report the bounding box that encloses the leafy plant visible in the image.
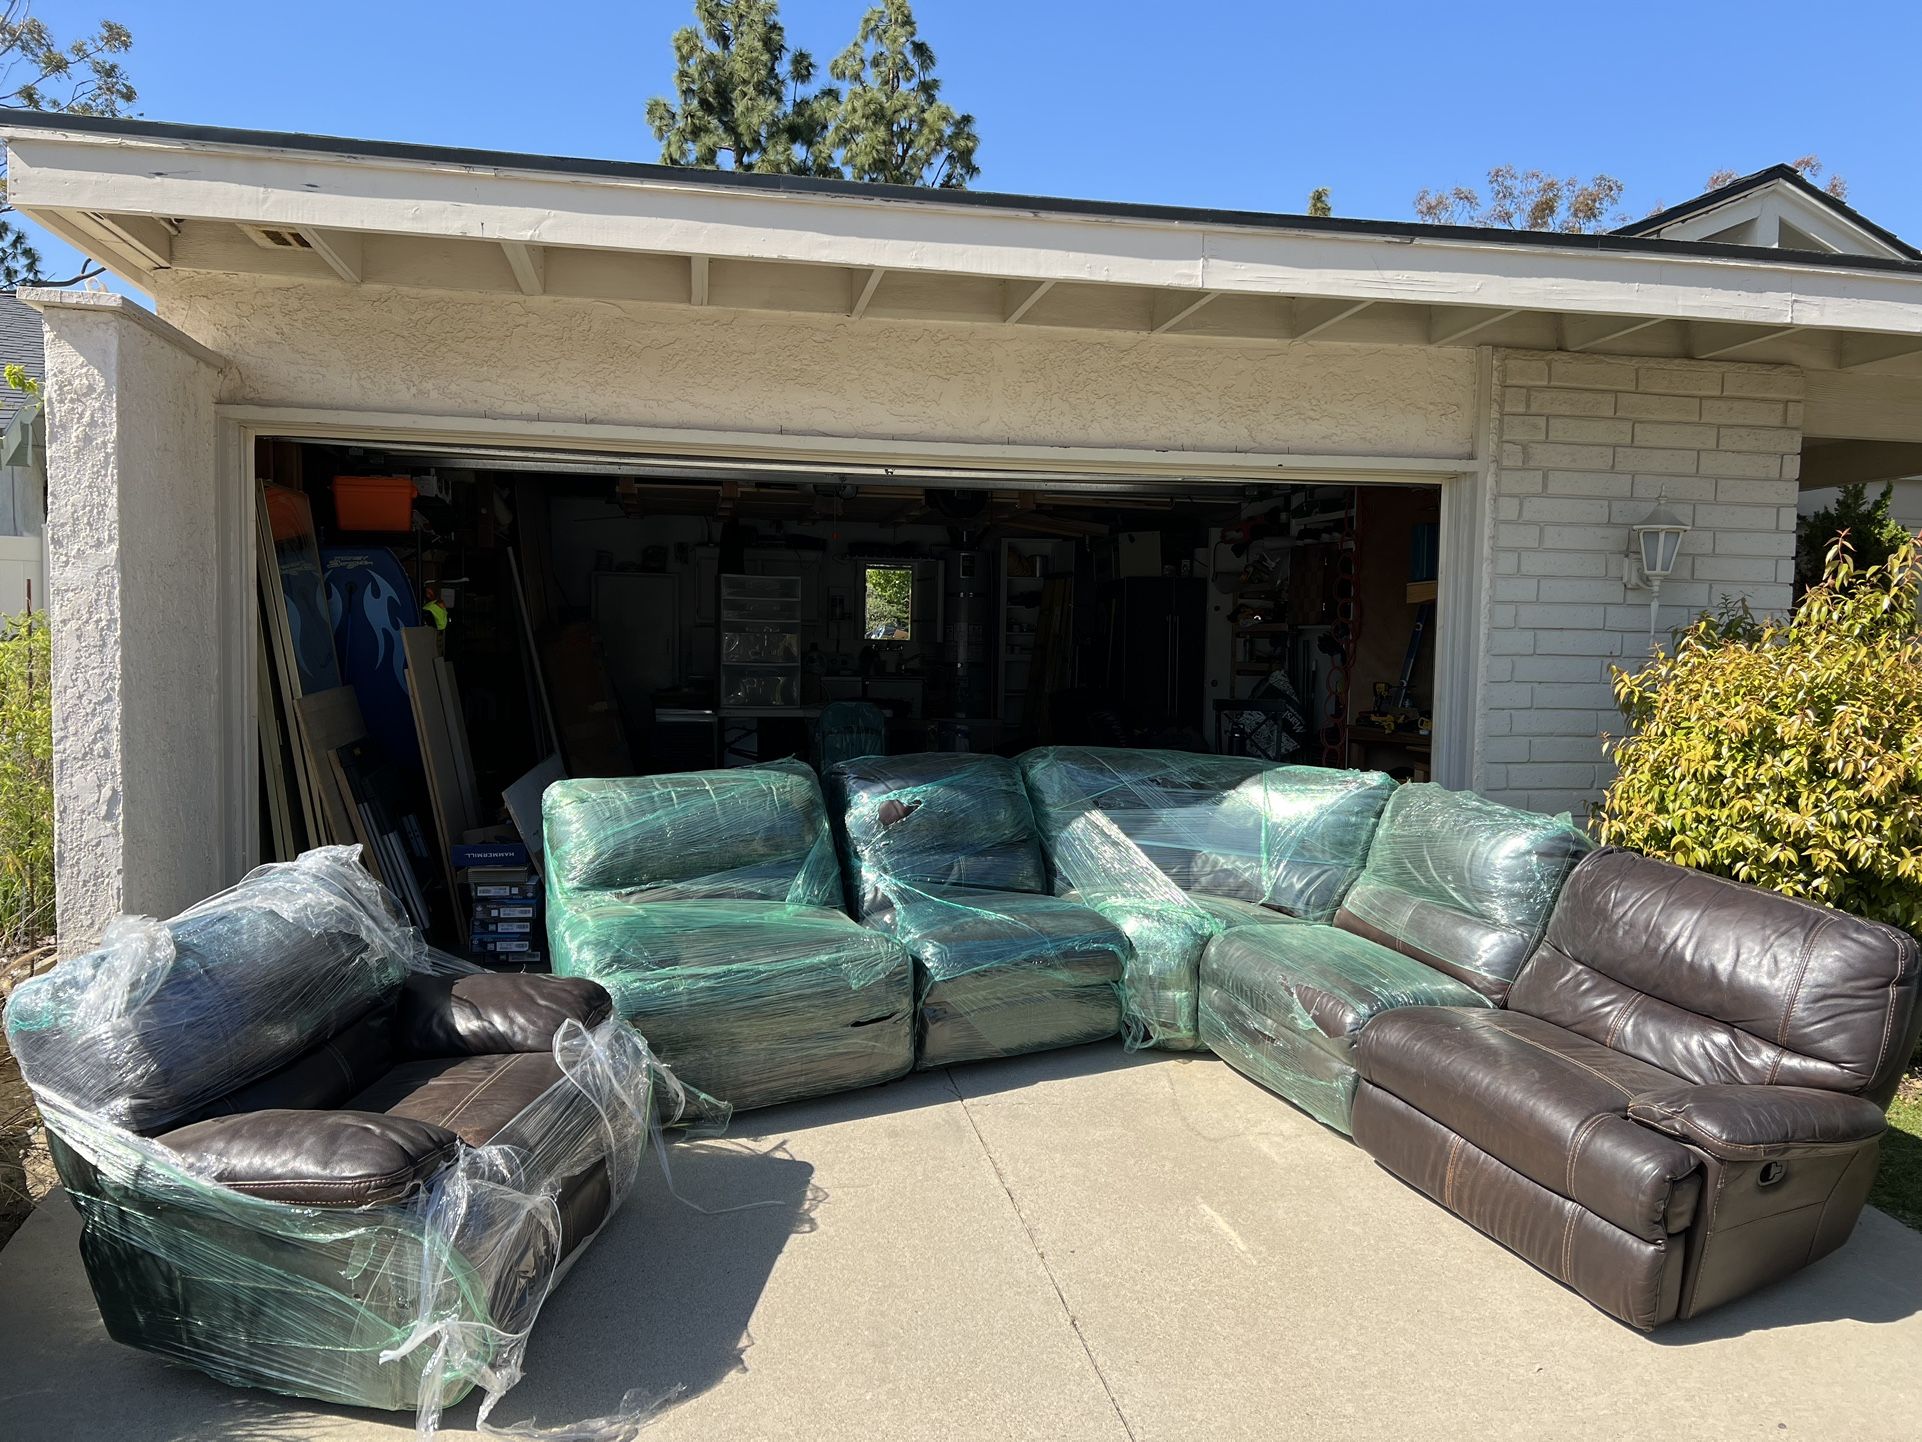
[1796,482,1908,593]
[1598,534,1922,937]
[0,607,53,949]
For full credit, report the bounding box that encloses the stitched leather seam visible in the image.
[223,1149,455,1200]
[1559,1206,1577,1279]
[1775,916,1832,1048]
[1482,1016,1639,1098]
[1565,1113,1607,1196]
[437,1060,522,1129]
[323,1039,354,1093]
[1627,1101,1876,1158]
[1443,1134,1465,1210]
[1689,1161,1728,1316]
[1603,992,1645,1052]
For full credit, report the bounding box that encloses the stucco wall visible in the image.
[151,273,1480,460]
[37,295,223,946]
[1476,349,1803,819]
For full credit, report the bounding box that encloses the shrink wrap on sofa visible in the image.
[1018,747,1395,1048]
[546,763,916,1108]
[547,896,914,1108]
[5,848,664,1437]
[1335,783,1593,1002]
[827,754,1127,1067]
[1198,921,1491,1133]
[543,760,842,904]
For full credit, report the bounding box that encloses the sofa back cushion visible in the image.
[1334,783,1592,1003]
[543,760,841,905]
[827,753,1047,920]
[1018,746,1392,917]
[1511,848,1922,1105]
[5,850,412,1134]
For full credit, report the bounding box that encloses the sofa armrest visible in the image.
[1627,1084,1885,1162]
[398,973,613,1058]
[157,1109,461,1207]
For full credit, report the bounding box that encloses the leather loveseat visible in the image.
[4,847,657,1417]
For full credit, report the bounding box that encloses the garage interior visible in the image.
[253,437,1440,961]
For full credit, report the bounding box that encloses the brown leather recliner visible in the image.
[7,848,650,1416]
[1351,847,1922,1328]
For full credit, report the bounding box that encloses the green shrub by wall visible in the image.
[1599,536,1922,938]
[0,609,53,949]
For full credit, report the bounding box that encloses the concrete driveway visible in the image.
[3,1045,1920,1441]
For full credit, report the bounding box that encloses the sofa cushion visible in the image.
[829,753,1050,918]
[156,1108,461,1208]
[348,1052,566,1148]
[548,898,914,1111]
[4,850,412,1134]
[1204,923,1489,1063]
[1511,847,1922,1105]
[1060,889,1298,1050]
[1334,783,1591,1004]
[1356,1007,1702,1241]
[1019,747,1393,916]
[397,973,612,1058]
[543,761,842,904]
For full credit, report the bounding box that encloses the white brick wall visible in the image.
[1478,349,1803,819]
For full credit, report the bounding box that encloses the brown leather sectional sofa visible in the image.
[10,752,1921,1425]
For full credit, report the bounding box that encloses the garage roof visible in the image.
[7,112,1922,374]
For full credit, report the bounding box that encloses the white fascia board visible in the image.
[9,128,1922,339]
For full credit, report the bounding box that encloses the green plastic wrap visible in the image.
[4,848,662,1437]
[546,763,915,1110]
[1199,922,1490,1133]
[826,753,1127,1068]
[547,898,911,1109]
[1198,786,1592,1133]
[1017,747,1396,1048]
[1334,783,1594,1003]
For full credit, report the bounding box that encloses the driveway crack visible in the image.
[944,1067,1140,1442]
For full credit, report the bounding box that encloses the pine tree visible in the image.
[0,6,137,285]
[645,0,836,176]
[827,0,978,188]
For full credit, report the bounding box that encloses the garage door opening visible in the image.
[251,436,1443,961]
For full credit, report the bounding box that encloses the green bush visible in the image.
[1599,534,1922,934]
[0,608,53,948]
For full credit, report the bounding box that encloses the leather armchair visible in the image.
[7,848,655,1417]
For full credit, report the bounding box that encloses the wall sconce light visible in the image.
[1623,498,1690,639]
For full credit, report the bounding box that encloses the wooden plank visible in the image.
[402,626,469,943]
[256,487,323,846]
[506,546,561,753]
[436,658,483,828]
[328,749,388,887]
[295,686,368,846]
[255,620,294,860]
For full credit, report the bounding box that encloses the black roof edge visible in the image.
[1614,163,1922,263]
[9,110,1922,279]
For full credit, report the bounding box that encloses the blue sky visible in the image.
[21,0,1922,285]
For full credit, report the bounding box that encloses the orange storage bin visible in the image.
[332,474,416,532]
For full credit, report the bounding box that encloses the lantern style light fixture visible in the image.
[1622,497,1691,640]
